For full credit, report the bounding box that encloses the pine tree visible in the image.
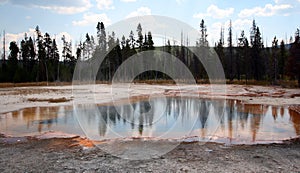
[44,33,54,81]
[215,27,226,78]
[51,39,60,81]
[129,31,136,49]
[8,41,19,82]
[115,38,122,66]
[44,33,52,60]
[94,22,107,80]
[121,35,126,49]
[35,25,47,82]
[237,30,250,82]
[129,30,135,49]
[228,20,234,81]
[107,32,116,80]
[82,33,95,60]
[278,40,287,79]
[27,37,36,81]
[136,23,143,51]
[271,36,279,84]
[143,33,148,50]
[61,35,72,62]
[286,28,300,86]
[196,19,209,79]
[250,20,264,80]
[198,19,208,47]
[76,41,83,60]
[147,31,154,50]
[121,36,131,63]
[96,22,106,52]
[96,22,101,45]
[20,34,30,71]
[107,32,116,50]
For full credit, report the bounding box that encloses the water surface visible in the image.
[1,97,299,144]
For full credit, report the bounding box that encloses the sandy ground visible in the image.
[0,84,300,172]
[0,136,300,172]
[0,84,300,114]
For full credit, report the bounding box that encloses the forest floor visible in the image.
[0,84,300,172]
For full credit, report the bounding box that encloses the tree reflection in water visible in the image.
[1,98,300,144]
[76,97,299,144]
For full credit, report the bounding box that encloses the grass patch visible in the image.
[133,79,176,85]
[226,79,298,88]
[0,79,298,88]
[0,82,72,88]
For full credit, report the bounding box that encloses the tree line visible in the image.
[215,20,299,86]
[0,19,299,86]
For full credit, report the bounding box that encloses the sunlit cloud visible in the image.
[0,28,36,55]
[95,0,114,10]
[126,6,151,18]
[209,19,252,46]
[238,3,292,18]
[72,13,112,26]
[0,29,74,60]
[120,0,137,2]
[7,0,92,14]
[176,0,186,5]
[193,5,234,19]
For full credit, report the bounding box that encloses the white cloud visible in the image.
[176,0,186,5]
[7,28,36,43]
[209,22,223,44]
[126,7,151,18]
[72,13,112,26]
[120,0,136,2]
[232,19,252,31]
[274,0,299,4]
[95,0,114,10]
[193,5,234,19]
[57,32,72,42]
[7,0,92,14]
[36,4,92,14]
[238,3,292,18]
[56,32,73,57]
[25,16,31,20]
[0,28,36,56]
[0,29,74,60]
[209,19,252,46]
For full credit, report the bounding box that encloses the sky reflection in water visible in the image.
[1,97,299,144]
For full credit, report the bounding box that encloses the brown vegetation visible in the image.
[0,79,298,88]
[0,82,72,88]
[27,97,72,103]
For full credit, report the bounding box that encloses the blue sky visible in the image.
[0,0,299,56]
